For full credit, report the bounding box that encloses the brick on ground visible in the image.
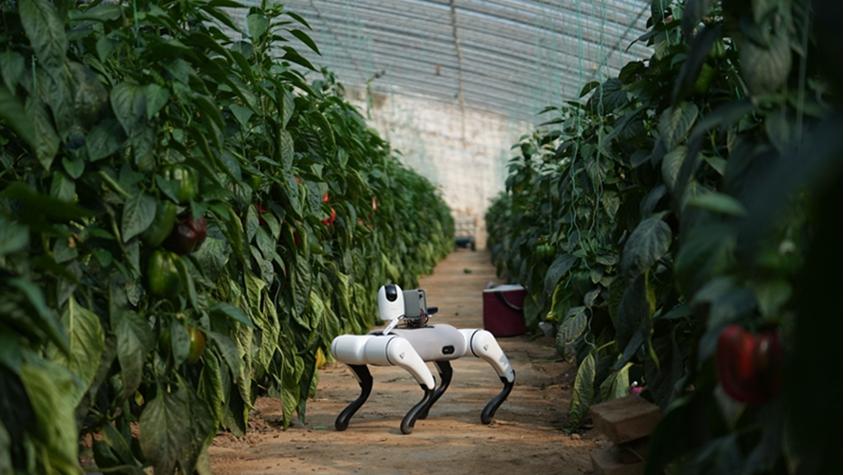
[589,395,661,444]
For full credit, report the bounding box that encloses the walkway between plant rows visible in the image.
[210,249,598,474]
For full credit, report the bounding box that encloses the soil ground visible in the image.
[210,249,599,474]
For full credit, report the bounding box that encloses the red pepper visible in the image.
[164,214,208,255]
[322,207,337,226]
[716,325,782,404]
[322,192,330,204]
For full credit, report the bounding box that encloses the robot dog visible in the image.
[330,284,515,434]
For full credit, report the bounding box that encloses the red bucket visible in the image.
[482,284,527,337]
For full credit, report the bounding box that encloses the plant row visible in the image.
[0,0,453,473]
[487,0,838,472]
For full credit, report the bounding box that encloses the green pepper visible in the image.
[186,326,206,364]
[693,63,716,95]
[147,250,181,297]
[143,201,178,247]
[535,243,555,259]
[163,165,198,203]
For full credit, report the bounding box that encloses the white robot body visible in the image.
[331,334,435,389]
[331,285,516,434]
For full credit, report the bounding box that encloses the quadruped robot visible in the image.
[330,284,515,434]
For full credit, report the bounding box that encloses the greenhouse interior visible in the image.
[0,0,839,474]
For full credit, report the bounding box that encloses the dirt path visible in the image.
[210,250,599,474]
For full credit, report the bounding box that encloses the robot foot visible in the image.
[335,365,373,431]
[400,385,435,434]
[481,372,515,424]
[418,360,453,420]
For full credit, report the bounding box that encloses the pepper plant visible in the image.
[0,0,452,473]
[488,0,838,472]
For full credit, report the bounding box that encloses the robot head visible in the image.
[377,284,405,321]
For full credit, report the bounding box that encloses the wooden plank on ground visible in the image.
[589,395,661,444]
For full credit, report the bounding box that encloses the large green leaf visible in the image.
[662,146,686,191]
[658,102,698,150]
[210,302,253,327]
[543,254,576,294]
[567,352,596,429]
[621,215,672,276]
[18,0,67,72]
[140,384,211,475]
[599,363,632,401]
[24,98,59,170]
[8,277,68,352]
[556,306,588,346]
[19,359,79,473]
[50,297,104,406]
[614,273,653,351]
[121,192,156,242]
[0,217,28,257]
[0,86,36,149]
[110,82,147,135]
[0,51,25,92]
[86,119,124,161]
[113,310,153,399]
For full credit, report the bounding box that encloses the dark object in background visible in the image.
[482,284,527,337]
[454,214,477,251]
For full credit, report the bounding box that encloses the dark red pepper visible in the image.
[716,325,782,404]
[164,214,208,255]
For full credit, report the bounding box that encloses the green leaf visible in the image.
[229,104,253,128]
[621,215,672,276]
[543,254,576,294]
[567,352,596,429]
[285,10,312,29]
[557,306,588,345]
[8,277,68,352]
[0,51,25,92]
[121,192,156,242]
[599,363,632,401]
[110,82,147,135]
[145,84,170,119]
[658,102,698,149]
[51,297,104,406]
[170,320,190,367]
[687,192,747,216]
[279,129,294,170]
[210,302,253,327]
[18,0,67,72]
[0,217,28,256]
[24,98,59,170]
[139,385,200,474]
[175,258,199,309]
[86,119,124,161]
[290,29,320,54]
[208,331,242,378]
[19,359,79,472]
[0,86,36,149]
[69,3,121,22]
[198,351,226,424]
[661,146,686,191]
[281,46,317,71]
[247,12,269,40]
[113,310,153,399]
[614,274,653,351]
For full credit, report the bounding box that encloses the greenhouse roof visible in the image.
[262,0,652,123]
